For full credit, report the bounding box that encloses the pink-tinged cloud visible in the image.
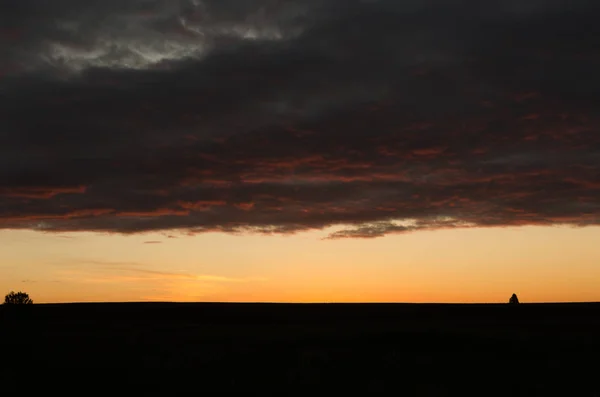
[411,147,447,156]
[0,186,87,199]
[116,209,190,218]
[234,202,255,211]
[178,200,227,211]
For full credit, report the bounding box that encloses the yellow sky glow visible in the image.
[1,225,599,303]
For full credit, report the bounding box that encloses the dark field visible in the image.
[2,302,600,395]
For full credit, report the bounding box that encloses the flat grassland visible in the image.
[1,302,599,395]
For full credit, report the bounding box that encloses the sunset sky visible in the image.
[2,0,600,303]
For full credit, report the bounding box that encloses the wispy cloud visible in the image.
[57,259,266,284]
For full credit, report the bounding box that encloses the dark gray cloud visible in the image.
[1,0,600,238]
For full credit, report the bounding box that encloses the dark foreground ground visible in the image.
[1,302,600,395]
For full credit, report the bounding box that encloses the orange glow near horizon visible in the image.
[1,225,600,304]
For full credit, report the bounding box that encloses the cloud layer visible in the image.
[2,0,600,238]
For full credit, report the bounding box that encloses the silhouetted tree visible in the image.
[509,293,519,304]
[4,291,33,305]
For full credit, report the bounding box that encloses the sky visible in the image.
[1,0,600,303]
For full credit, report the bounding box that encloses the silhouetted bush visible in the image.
[509,293,519,304]
[4,291,33,305]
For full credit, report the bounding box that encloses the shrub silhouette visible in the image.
[508,293,519,304]
[4,291,33,305]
